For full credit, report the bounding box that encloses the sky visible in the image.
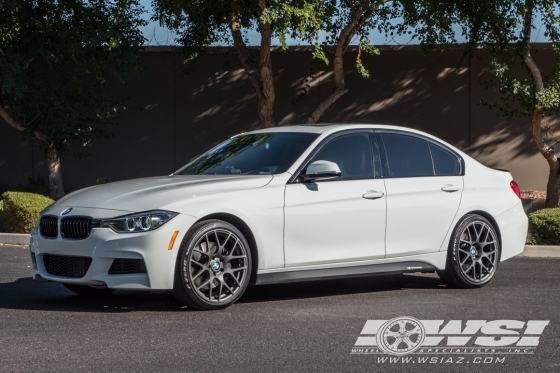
[139,0,552,46]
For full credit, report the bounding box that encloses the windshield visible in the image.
[176,132,319,175]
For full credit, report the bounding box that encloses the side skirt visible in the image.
[255,261,437,285]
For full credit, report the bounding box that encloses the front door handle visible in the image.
[441,184,460,193]
[363,190,385,200]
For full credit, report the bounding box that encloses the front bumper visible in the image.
[30,212,197,289]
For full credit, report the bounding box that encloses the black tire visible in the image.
[63,283,115,296]
[173,219,252,310]
[438,214,500,289]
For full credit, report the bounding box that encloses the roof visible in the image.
[244,123,466,158]
[245,123,411,134]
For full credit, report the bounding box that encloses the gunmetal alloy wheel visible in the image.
[173,220,252,310]
[438,214,500,288]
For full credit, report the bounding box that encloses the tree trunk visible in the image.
[44,145,64,200]
[305,12,358,124]
[306,3,380,124]
[545,161,560,207]
[521,0,560,207]
[0,105,65,199]
[229,1,277,128]
[256,2,276,128]
[532,112,560,207]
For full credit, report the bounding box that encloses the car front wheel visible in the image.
[173,219,252,310]
[438,214,500,288]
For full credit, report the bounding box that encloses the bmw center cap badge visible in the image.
[61,208,73,216]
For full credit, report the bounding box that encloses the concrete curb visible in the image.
[0,233,559,257]
[0,233,30,246]
[518,245,560,258]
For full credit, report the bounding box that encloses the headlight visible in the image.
[100,210,178,233]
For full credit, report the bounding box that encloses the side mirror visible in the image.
[300,160,341,182]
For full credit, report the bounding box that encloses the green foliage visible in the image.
[152,0,253,67]
[153,0,329,64]
[261,0,325,51]
[317,1,388,78]
[356,39,380,78]
[0,0,147,153]
[480,58,536,119]
[393,0,560,120]
[0,192,54,233]
[527,208,560,245]
[479,55,560,120]
[153,0,388,76]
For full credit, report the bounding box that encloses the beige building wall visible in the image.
[0,46,554,191]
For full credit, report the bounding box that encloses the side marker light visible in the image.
[168,231,179,250]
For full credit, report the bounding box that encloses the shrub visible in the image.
[527,208,560,245]
[0,191,54,233]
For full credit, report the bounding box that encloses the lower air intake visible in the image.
[43,255,92,278]
[108,259,147,275]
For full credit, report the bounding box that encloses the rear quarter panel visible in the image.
[438,155,528,260]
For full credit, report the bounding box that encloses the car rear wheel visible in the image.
[173,219,252,310]
[438,214,500,288]
[63,284,115,296]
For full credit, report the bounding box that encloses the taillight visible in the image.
[510,180,521,199]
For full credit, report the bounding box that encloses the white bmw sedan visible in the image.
[31,124,528,310]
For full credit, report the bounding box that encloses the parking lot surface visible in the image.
[0,245,558,373]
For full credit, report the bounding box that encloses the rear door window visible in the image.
[380,133,434,177]
[429,143,461,176]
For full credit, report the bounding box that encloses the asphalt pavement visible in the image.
[0,245,558,373]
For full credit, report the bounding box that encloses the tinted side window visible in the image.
[309,133,373,180]
[381,134,434,177]
[430,143,461,176]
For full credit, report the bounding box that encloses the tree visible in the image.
[152,0,390,127]
[397,0,560,207]
[0,0,146,199]
[153,0,279,127]
[292,1,389,124]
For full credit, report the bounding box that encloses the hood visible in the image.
[55,175,273,213]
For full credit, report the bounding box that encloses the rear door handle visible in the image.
[441,184,460,193]
[363,190,385,200]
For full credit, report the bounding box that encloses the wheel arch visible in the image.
[195,213,259,284]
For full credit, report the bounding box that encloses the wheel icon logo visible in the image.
[376,317,425,355]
